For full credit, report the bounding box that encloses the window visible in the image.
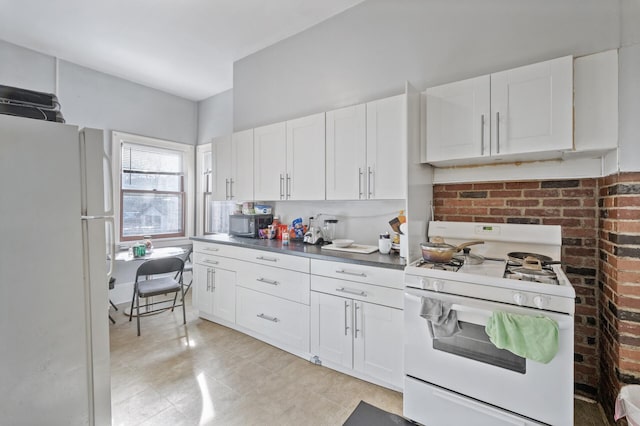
[113,132,194,243]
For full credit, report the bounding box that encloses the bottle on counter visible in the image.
[282,226,289,245]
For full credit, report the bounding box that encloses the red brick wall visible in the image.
[433,178,600,396]
[598,172,640,419]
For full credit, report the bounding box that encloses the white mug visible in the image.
[379,238,392,254]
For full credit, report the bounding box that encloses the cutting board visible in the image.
[321,244,379,254]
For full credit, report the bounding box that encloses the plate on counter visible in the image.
[322,243,379,254]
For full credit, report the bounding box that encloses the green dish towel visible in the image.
[485,311,559,364]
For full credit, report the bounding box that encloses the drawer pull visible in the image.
[256,277,279,286]
[336,269,366,277]
[256,256,278,262]
[204,259,219,265]
[336,287,367,297]
[257,313,279,323]
[204,247,220,252]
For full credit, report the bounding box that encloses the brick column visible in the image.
[598,172,640,419]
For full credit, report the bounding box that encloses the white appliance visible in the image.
[0,115,114,425]
[404,221,575,426]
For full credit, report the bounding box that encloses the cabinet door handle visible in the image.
[354,301,361,339]
[256,255,278,262]
[204,259,219,265]
[344,300,351,336]
[367,166,374,198]
[229,178,234,199]
[204,247,219,252]
[279,174,285,200]
[336,286,367,297]
[480,114,485,155]
[336,269,366,278]
[225,178,230,200]
[496,111,500,154]
[358,168,364,199]
[256,277,279,286]
[286,173,291,199]
[257,313,279,323]
[206,269,210,291]
[211,268,216,290]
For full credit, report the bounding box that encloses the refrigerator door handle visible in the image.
[81,215,113,220]
[105,217,116,279]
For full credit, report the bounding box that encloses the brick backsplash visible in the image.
[433,178,600,397]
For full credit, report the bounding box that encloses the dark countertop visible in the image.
[190,234,407,271]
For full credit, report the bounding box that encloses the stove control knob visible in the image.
[419,278,428,289]
[513,292,526,305]
[432,280,444,292]
[533,295,546,309]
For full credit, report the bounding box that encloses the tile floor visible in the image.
[109,294,610,425]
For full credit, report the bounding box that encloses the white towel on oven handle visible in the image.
[420,296,461,338]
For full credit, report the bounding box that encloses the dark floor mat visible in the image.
[343,401,418,426]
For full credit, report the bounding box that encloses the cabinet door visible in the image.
[231,129,254,200]
[366,94,407,199]
[353,301,403,388]
[212,135,232,201]
[286,112,326,200]
[326,104,367,200]
[425,75,491,162]
[490,55,573,156]
[254,122,286,200]
[211,268,236,323]
[192,263,214,315]
[310,292,353,370]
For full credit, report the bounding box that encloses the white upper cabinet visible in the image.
[286,112,326,200]
[231,129,254,200]
[424,55,573,166]
[254,122,287,200]
[490,55,573,156]
[366,94,407,199]
[326,104,367,200]
[573,49,618,152]
[212,135,232,201]
[425,75,490,162]
[212,131,255,201]
[254,113,325,201]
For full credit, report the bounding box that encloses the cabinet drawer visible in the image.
[193,252,239,271]
[193,242,245,259]
[310,259,403,289]
[237,264,310,305]
[238,247,310,273]
[310,275,403,310]
[236,286,309,353]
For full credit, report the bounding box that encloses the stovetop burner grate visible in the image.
[415,257,463,271]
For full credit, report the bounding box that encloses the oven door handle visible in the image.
[405,291,573,329]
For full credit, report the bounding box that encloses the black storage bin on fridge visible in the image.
[0,84,65,123]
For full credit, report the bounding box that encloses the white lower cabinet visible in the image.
[236,286,309,353]
[192,261,236,323]
[310,279,403,389]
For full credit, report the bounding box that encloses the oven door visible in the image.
[404,288,574,426]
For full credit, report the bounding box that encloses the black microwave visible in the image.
[229,214,273,238]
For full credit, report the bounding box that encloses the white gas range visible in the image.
[403,221,576,426]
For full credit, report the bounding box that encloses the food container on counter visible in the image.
[254,204,272,214]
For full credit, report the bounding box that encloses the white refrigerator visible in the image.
[0,114,113,425]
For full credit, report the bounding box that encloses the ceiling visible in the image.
[0,0,365,101]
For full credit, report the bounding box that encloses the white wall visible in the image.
[0,40,198,145]
[197,88,234,143]
[0,39,56,93]
[232,0,620,131]
[618,0,640,172]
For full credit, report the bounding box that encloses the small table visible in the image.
[115,246,188,262]
[116,246,190,316]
